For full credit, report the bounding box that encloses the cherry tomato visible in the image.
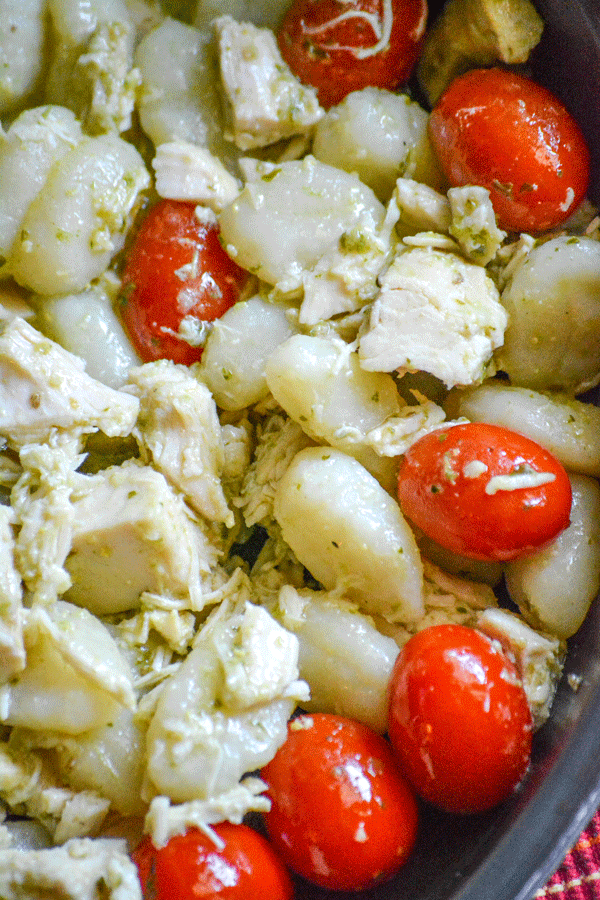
[261,712,419,891]
[388,624,533,814]
[119,200,249,365]
[397,422,572,561]
[277,0,428,108]
[131,823,294,900]
[428,68,590,233]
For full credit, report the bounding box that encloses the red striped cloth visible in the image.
[537,811,600,899]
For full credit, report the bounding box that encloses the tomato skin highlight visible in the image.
[261,712,419,891]
[428,68,590,233]
[397,422,572,561]
[388,625,533,814]
[119,200,249,365]
[131,823,294,900]
[278,0,428,108]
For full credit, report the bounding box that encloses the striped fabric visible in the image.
[537,811,600,899]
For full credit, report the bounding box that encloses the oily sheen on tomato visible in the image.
[428,68,590,233]
[397,422,572,561]
[120,200,248,365]
[278,0,428,108]
[388,625,533,814]
[132,823,294,900]
[261,713,419,892]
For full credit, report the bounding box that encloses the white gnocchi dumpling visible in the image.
[200,294,297,410]
[312,87,443,200]
[145,601,308,803]
[8,133,150,295]
[273,446,424,623]
[52,707,148,818]
[265,333,402,489]
[276,585,399,734]
[505,474,600,639]
[47,0,129,45]
[0,105,83,261]
[497,236,600,394]
[218,155,385,291]
[0,0,47,115]
[134,16,238,169]
[454,382,600,478]
[37,277,142,389]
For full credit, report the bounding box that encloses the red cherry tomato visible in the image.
[119,200,249,365]
[261,712,419,892]
[277,0,428,108]
[428,68,590,233]
[397,422,572,561]
[388,624,533,814]
[131,823,294,900]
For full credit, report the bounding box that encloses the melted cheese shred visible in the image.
[299,0,395,60]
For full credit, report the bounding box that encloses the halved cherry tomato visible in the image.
[388,624,533,814]
[397,422,572,561]
[278,0,428,108]
[131,823,294,900]
[261,712,419,892]
[119,200,249,365]
[428,68,590,233]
